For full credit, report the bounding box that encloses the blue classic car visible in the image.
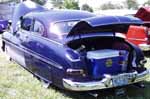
[1,1,150,91]
[0,20,9,33]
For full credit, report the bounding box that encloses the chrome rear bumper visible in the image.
[139,44,150,51]
[63,70,150,91]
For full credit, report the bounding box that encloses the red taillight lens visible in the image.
[147,30,150,44]
[148,30,150,37]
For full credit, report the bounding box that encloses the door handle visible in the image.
[36,42,44,48]
[16,33,20,37]
[25,35,29,39]
[19,35,29,42]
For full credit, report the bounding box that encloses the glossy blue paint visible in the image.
[12,0,45,33]
[0,20,8,33]
[87,50,129,79]
[68,16,143,36]
[82,16,143,27]
[25,10,95,25]
[2,2,147,91]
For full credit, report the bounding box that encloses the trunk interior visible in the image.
[67,36,132,79]
[144,22,150,28]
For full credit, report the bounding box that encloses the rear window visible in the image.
[50,21,78,35]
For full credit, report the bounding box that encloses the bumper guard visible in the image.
[63,69,150,91]
[139,44,150,51]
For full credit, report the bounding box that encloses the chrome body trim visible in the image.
[63,70,150,91]
[3,39,63,69]
[138,44,150,51]
[128,38,147,42]
[65,54,80,62]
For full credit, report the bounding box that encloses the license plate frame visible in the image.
[112,74,128,87]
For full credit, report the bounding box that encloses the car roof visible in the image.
[25,10,95,24]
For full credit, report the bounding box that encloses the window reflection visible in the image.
[50,21,78,36]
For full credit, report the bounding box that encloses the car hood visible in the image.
[12,0,45,33]
[67,16,143,37]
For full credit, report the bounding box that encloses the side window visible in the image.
[21,18,33,31]
[33,20,44,35]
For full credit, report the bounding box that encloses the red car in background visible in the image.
[126,7,150,51]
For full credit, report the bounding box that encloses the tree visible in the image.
[100,2,116,10]
[143,0,150,6]
[62,0,79,10]
[0,0,19,3]
[81,4,93,12]
[51,0,63,8]
[32,0,46,5]
[125,0,139,9]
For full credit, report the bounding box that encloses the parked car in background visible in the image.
[126,7,150,51]
[1,1,149,91]
[0,20,8,33]
[0,1,16,34]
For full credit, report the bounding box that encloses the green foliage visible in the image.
[51,0,63,8]
[125,0,139,9]
[144,0,150,6]
[32,0,46,5]
[81,4,93,12]
[62,0,79,10]
[0,0,18,3]
[100,2,123,10]
[101,2,115,10]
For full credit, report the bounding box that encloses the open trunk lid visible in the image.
[12,1,45,33]
[135,7,150,22]
[67,16,143,37]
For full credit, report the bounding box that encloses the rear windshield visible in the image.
[50,21,78,35]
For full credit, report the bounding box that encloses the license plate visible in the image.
[112,75,128,87]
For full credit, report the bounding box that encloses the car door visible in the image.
[17,17,35,70]
[3,18,27,67]
[20,19,53,81]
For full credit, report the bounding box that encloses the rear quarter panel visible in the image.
[126,25,148,45]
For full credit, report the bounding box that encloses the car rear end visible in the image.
[60,16,150,91]
[126,25,150,51]
[144,22,150,45]
[63,36,149,91]
[133,7,150,51]
[139,27,150,51]
[0,20,8,33]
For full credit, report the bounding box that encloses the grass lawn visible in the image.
[0,51,150,99]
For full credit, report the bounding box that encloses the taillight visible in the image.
[148,30,150,37]
[145,28,150,44]
[147,30,150,44]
